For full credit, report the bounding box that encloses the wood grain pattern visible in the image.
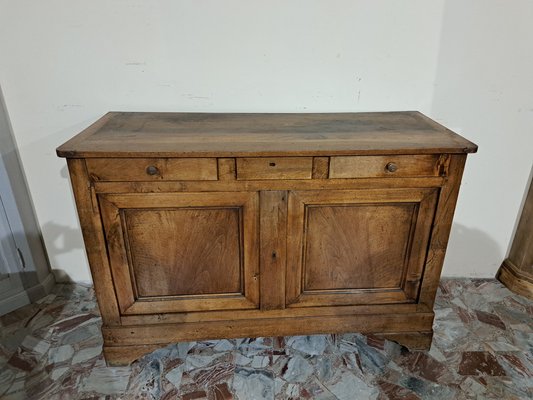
[57,112,478,158]
[217,158,236,180]
[93,176,446,194]
[259,191,287,310]
[304,204,415,290]
[417,155,467,310]
[125,208,241,297]
[66,159,121,325]
[330,155,446,178]
[237,157,312,180]
[98,192,260,314]
[119,303,420,325]
[103,312,434,365]
[312,157,329,179]
[58,112,476,366]
[103,311,434,346]
[98,196,136,314]
[402,190,439,299]
[86,158,217,181]
[286,188,438,307]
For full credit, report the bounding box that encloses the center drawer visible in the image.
[86,158,218,181]
[236,157,313,180]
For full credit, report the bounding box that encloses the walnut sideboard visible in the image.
[57,111,477,365]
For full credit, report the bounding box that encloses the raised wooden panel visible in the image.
[286,188,438,308]
[330,155,448,178]
[86,158,217,181]
[125,208,241,297]
[98,192,259,314]
[236,157,313,180]
[304,204,416,290]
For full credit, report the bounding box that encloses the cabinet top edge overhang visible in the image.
[56,111,478,158]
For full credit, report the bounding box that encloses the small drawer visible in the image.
[236,157,313,180]
[86,158,218,181]
[329,155,448,179]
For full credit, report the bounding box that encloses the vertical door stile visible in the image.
[259,191,288,310]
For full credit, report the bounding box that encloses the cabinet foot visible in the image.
[103,344,165,366]
[375,331,433,350]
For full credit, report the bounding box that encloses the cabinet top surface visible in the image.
[57,111,477,158]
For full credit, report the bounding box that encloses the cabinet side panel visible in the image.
[66,158,121,325]
[418,154,467,309]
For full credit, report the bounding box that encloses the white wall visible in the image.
[0,0,530,282]
[431,0,533,276]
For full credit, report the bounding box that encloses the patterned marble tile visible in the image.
[0,279,531,399]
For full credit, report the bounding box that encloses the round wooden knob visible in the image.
[146,165,159,176]
[386,162,398,173]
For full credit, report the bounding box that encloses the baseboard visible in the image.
[0,289,31,316]
[27,272,56,301]
[0,272,55,316]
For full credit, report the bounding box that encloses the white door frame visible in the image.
[0,86,54,315]
[0,192,29,312]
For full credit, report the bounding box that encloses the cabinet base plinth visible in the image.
[102,312,435,365]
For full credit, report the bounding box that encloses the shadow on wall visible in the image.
[444,223,503,277]
[40,221,85,283]
[15,117,103,284]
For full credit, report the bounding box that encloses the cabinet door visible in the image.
[286,188,438,307]
[98,192,259,314]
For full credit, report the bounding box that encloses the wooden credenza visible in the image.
[57,112,477,365]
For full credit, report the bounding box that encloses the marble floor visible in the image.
[0,279,531,399]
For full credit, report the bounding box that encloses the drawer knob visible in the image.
[385,162,398,173]
[146,165,160,176]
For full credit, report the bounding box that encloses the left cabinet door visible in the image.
[98,191,259,315]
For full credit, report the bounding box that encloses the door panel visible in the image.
[126,208,242,297]
[99,192,259,314]
[286,188,438,307]
[304,203,416,290]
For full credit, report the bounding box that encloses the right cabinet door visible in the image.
[286,188,438,308]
